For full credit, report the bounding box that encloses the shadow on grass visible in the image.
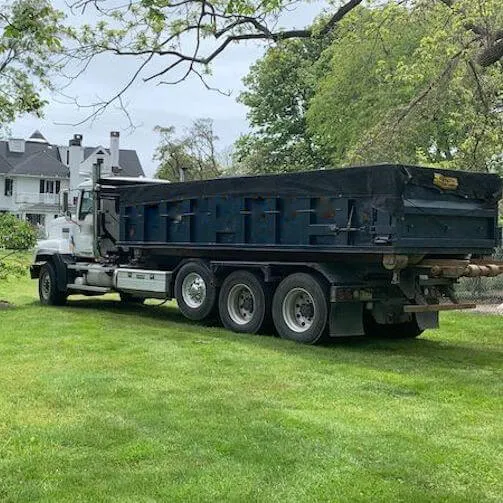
[25,296,502,372]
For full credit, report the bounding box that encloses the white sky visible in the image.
[8,1,324,177]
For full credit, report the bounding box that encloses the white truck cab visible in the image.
[36,179,94,258]
[36,177,164,259]
[31,175,170,306]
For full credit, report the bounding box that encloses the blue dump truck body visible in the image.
[31,164,503,344]
[114,165,501,258]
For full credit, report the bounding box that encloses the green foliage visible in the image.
[69,0,295,68]
[0,214,36,279]
[0,0,64,131]
[308,1,503,171]
[0,250,31,279]
[237,1,503,173]
[154,119,221,181]
[0,213,36,250]
[235,38,330,174]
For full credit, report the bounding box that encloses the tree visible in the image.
[235,1,503,173]
[307,1,503,171]
[62,0,503,123]
[234,38,329,174]
[154,118,221,181]
[0,213,37,279]
[0,0,64,131]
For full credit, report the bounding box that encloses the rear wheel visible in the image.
[219,270,270,334]
[39,263,67,306]
[175,261,218,321]
[272,273,328,344]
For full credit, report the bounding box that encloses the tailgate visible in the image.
[394,168,501,252]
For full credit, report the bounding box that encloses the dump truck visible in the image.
[30,164,503,344]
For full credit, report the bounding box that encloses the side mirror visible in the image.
[62,191,70,217]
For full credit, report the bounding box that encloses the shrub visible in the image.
[0,214,37,280]
[0,213,37,250]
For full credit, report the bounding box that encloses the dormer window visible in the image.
[8,139,25,153]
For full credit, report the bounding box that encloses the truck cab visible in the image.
[35,177,162,260]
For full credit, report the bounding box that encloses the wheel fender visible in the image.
[33,251,72,292]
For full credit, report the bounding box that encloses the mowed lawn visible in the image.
[0,276,502,503]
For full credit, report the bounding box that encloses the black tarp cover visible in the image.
[108,165,502,213]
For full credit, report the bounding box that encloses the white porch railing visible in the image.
[14,192,60,205]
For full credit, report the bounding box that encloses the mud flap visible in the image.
[329,302,364,337]
[415,312,439,330]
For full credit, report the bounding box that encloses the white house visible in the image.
[0,130,144,230]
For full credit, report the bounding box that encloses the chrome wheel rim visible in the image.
[41,272,51,300]
[181,272,206,309]
[227,283,255,325]
[282,287,315,333]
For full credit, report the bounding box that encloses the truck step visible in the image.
[66,284,112,294]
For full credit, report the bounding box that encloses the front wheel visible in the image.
[39,263,67,306]
[272,273,328,344]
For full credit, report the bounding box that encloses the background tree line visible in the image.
[0,0,502,178]
[233,1,503,175]
[153,1,503,179]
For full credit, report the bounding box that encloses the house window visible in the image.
[4,178,13,196]
[26,213,45,226]
[39,180,61,194]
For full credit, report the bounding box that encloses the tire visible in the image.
[218,270,270,334]
[119,293,145,304]
[272,273,328,344]
[39,263,67,306]
[363,312,423,339]
[174,261,218,321]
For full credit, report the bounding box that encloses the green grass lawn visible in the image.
[0,275,502,502]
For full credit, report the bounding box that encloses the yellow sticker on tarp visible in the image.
[433,173,458,190]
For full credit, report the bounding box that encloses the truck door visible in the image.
[73,190,95,257]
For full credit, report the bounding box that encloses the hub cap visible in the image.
[227,283,255,325]
[181,272,207,309]
[41,272,51,300]
[282,287,315,333]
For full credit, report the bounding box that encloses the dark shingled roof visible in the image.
[9,150,69,178]
[0,154,14,174]
[0,137,144,178]
[0,141,61,167]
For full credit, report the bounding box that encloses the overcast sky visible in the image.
[7,0,324,177]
